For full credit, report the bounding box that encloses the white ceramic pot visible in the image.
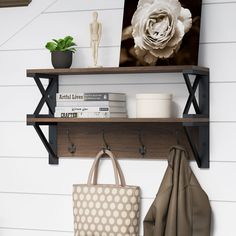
[136,93,172,118]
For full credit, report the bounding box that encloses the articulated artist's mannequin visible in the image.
[90,12,102,67]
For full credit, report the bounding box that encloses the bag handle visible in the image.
[87,149,126,186]
[88,149,119,186]
[93,151,126,186]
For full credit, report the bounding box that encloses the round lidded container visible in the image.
[136,93,172,118]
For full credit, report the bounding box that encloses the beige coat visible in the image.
[144,146,211,236]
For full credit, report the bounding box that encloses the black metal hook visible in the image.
[138,130,146,157]
[102,130,110,153]
[67,129,76,154]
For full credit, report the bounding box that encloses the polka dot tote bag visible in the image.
[73,149,141,236]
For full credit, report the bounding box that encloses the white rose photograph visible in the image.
[119,0,202,66]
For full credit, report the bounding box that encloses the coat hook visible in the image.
[138,130,146,157]
[102,130,110,153]
[67,129,76,154]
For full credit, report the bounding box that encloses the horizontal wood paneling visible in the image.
[0,192,234,236]
[2,3,236,50]
[210,122,236,161]
[210,83,236,121]
[200,3,236,43]
[45,0,124,12]
[0,158,167,198]
[0,123,47,157]
[199,43,236,82]
[0,9,123,50]
[0,228,72,236]
[210,201,236,236]
[45,0,235,14]
[0,50,50,86]
[0,86,48,121]
[0,158,235,201]
[0,193,73,231]
[0,0,56,46]
[203,0,236,3]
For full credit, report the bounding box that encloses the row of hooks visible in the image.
[67,129,181,158]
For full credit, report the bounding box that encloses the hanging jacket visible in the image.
[144,145,211,236]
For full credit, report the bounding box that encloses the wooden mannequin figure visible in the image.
[90,11,102,67]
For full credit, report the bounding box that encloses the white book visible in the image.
[54,112,127,118]
[56,93,126,101]
[55,106,127,113]
[56,101,126,107]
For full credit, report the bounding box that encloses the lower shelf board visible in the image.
[26,117,209,124]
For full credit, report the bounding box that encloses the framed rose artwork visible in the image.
[119,0,202,66]
[0,0,31,7]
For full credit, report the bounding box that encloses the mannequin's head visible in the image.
[92,12,98,21]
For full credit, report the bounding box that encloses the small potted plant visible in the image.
[45,36,77,68]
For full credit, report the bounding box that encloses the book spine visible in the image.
[84,93,126,101]
[55,112,78,118]
[55,112,110,118]
[56,93,126,101]
[54,112,127,118]
[56,101,126,107]
[55,106,126,113]
[56,93,84,101]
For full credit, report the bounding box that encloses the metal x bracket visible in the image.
[183,74,201,114]
[33,75,58,116]
[182,70,209,118]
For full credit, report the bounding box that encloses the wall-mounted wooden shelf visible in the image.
[26,65,209,168]
[27,117,209,124]
[27,65,209,77]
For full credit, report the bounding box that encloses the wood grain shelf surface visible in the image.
[27,65,209,77]
[27,117,209,124]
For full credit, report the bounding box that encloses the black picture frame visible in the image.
[0,0,32,7]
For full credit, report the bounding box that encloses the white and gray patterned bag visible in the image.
[73,149,141,236]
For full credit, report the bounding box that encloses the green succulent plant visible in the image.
[45,36,77,53]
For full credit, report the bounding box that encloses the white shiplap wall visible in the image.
[0,0,235,235]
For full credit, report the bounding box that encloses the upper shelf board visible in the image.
[27,66,209,78]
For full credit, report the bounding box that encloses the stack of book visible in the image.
[54,92,127,118]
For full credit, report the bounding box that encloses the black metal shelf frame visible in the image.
[29,74,59,165]
[26,67,209,168]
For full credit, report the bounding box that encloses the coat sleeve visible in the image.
[143,186,173,236]
[143,200,156,236]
